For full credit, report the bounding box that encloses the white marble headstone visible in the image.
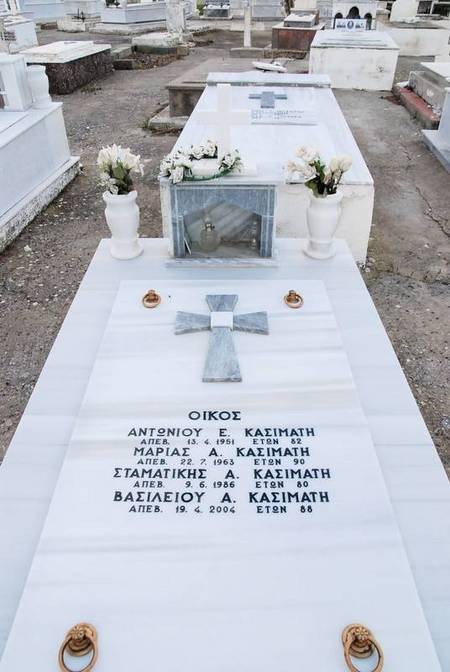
[0,278,442,672]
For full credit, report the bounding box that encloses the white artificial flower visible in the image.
[203,140,218,158]
[99,170,111,183]
[338,155,352,172]
[159,161,171,177]
[97,147,111,168]
[170,166,185,184]
[97,144,143,175]
[330,155,352,173]
[99,174,119,194]
[107,143,120,164]
[174,154,192,169]
[286,160,302,181]
[298,162,316,181]
[221,153,233,169]
[190,144,205,160]
[323,168,332,184]
[296,146,319,164]
[286,159,315,181]
[329,157,340,173]
[220,150,240,171]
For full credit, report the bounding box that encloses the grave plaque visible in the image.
[0,279,442,671]
[334,17,367,30]
[250,109,317,124]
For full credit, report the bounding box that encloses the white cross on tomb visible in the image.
[196,83,250,158]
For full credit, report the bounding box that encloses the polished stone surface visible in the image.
[174,310,211,333]
[175,293,269,381]
[248,90,288,108]
[21,40,111,63]
[0,275,443,671]
[0,240,448,670]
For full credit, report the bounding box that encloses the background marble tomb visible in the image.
[160,72,374,263]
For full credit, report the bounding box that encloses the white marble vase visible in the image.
[26,65,51,108]
[103,190,143,260]
[305,190,343,260]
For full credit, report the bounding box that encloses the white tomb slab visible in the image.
[21,0,65,20]
[1,15,38,52]
[21,39,110,62]
[421,60,450,85]
[309,30,400,90]
[381,21,450,58]
[422,86,450,172]
[160,73,374,263]
[205,71,331,87]
[0,53,79,251]
[100,0,166,24]
[0,275,444,671]
[0,239,449,667]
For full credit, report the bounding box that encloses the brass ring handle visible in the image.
[284,289,304,309]
[142,289,161,309]
[59,623,98,672]
[342,624,384,672]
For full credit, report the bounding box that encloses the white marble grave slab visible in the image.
[309,30,400,91]
[169,83,370,185]
[161,78,374,262]
[0,278,442,671]
[207,71,331,88]
[21,40,110,63]
[312,29,399,49]
[0,110,27,133]
[421,61,450,85]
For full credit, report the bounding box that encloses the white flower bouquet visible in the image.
[159,140,242,183]
[286,146,352,197]
[97,144,144,195]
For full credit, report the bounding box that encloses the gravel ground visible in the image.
[0,32,449,472]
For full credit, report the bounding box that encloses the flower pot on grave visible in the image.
[190,158,220,179]
[304,190,343,260]
[103,190,143,260]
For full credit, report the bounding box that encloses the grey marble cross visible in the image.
[249,90,288,109]
[175,294,269,383]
